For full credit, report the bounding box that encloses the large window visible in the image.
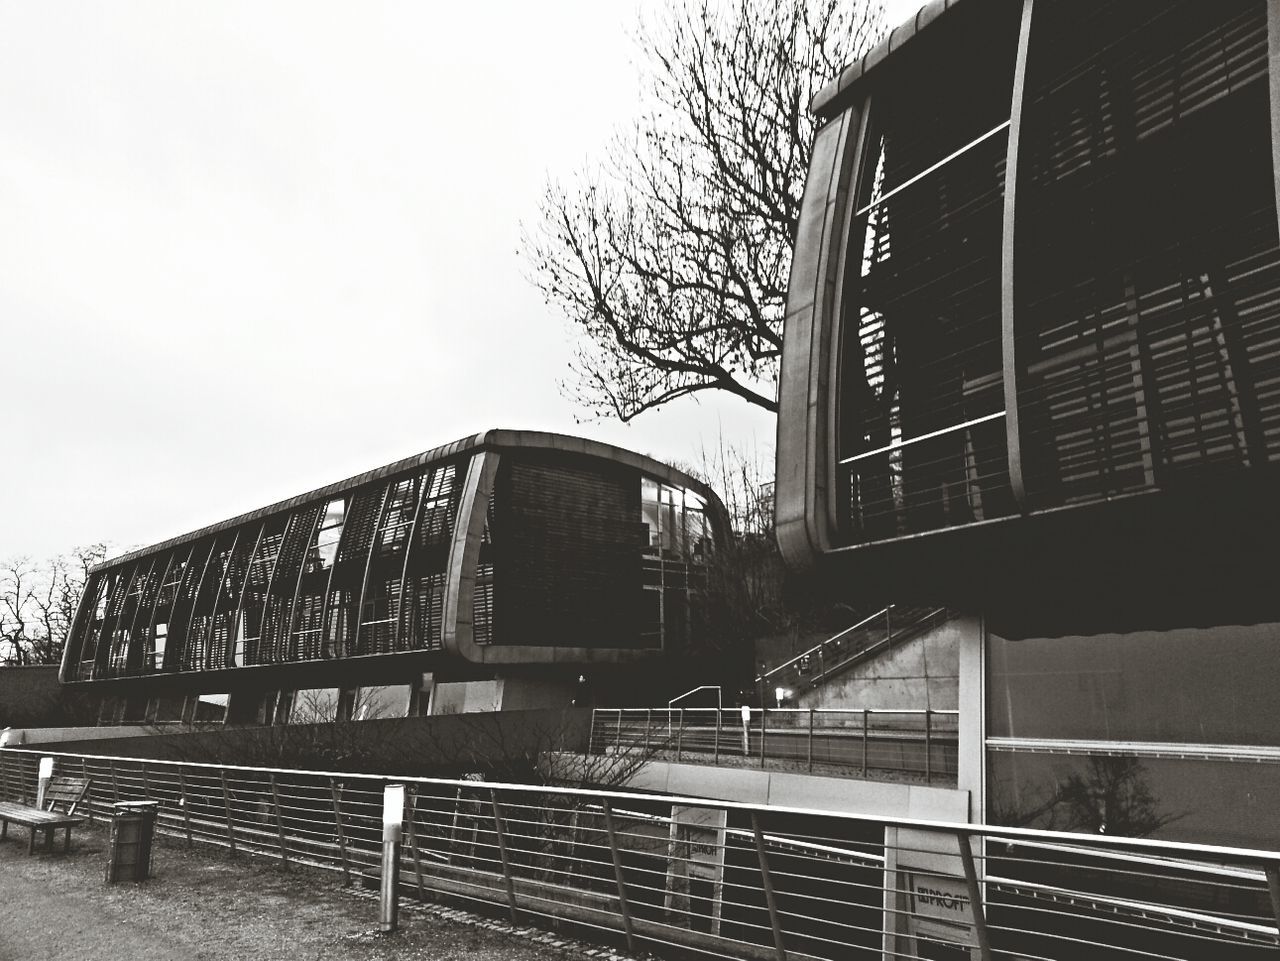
[988,624,1280,848]
[1014,1,1280,508]
[836,0,1020,541]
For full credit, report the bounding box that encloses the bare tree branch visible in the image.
[523,0,884,422]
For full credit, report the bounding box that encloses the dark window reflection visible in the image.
[989,625,1280,745]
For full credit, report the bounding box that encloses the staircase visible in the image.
[755,605,949,697]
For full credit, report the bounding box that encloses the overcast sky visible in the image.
[1,0,917,561]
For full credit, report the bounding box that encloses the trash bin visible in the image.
[105,801,158,882]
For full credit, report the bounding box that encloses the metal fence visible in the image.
[589,707,959,784]
[3,747,1280,960]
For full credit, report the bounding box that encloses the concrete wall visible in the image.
[627,758,969,822]
[794,617,960,712]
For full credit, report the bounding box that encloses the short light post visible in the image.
[380,783,405,934]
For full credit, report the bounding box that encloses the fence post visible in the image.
[140,762,150,800]
[807,709,815,773]
[862,709,870,774]
[676,708,684,762]
[220,770,237,857]
[615,711,623,753]
[760,709,767,768]
[1265,863,1280,938]
[645,709,653,752]
[924,710,933,784]
[714,709,721,765]
[110,759,120,803]
[751,813,788,961]
[602,799,636,952]
[405,785,426,902]
[956,831,993,961]
[268,773,289,867]
[177,768,193,846]
[489,790,519,924]
[81,757,93,822]
[330,778,351,885]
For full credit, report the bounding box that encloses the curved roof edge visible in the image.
[94,429,724,572]
[811,0,968,119]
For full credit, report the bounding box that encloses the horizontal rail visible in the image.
[838,411,1007,466]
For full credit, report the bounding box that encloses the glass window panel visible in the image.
[353,685,411,720]
[988,749,1280,850]
[290,688,342,723]
[988,625,1280,745]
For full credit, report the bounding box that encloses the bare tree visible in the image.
[524,0,883,422]
[0,545,107,666]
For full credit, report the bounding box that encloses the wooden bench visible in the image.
[0,775,91,854]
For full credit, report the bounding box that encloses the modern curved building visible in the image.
[777,0,1280,861]
[60,430,726,725]
[778,0,1280,633]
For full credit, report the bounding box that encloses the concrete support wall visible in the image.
[793,618,960,712]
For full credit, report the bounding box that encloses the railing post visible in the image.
[862,709,869,775]
[676,708,684,762]
[751,813,788,961]
[602,799,636,952]
[405,785,426,902]
[956,831,993,961]
[645,709,653,752]
[140,762,151,800]
[220,770,237,857]
[177,768,193,846]
[807,709,815,773]
[330,778,351,885]
[714,709,721,765]
[80,757,93,822]
[1265,862,1280,938]
[760,709,767,768]
[489,790,519,924]
[268,773,289,867]
[924,710,933,784]
[110,759,120,804]
[615,710,623,753]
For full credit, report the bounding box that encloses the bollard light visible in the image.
[379,784,405,933]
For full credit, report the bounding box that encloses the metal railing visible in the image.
[3,747,1280,960]
[589,707,959,784]
[755,605,948,695]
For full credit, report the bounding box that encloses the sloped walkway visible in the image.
[0,821,641,961]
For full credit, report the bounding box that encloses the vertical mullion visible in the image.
[1001,0,1037,509]
[353,484,394,656]
[395,469,433,650]
[282,506,325,663]
[227,524,265,669]
[251,515,296,665]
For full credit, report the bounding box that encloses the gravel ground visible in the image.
[0,820,644,961]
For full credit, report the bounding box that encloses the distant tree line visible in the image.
[0,545,107,667]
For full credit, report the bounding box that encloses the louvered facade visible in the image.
[778,0,1280,629]
[61,431,724,720]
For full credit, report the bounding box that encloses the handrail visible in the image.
[667,685,721,710]
[6,745,1280,877]
[756,605,896,683]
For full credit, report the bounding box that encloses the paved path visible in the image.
[0,820,635,961]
